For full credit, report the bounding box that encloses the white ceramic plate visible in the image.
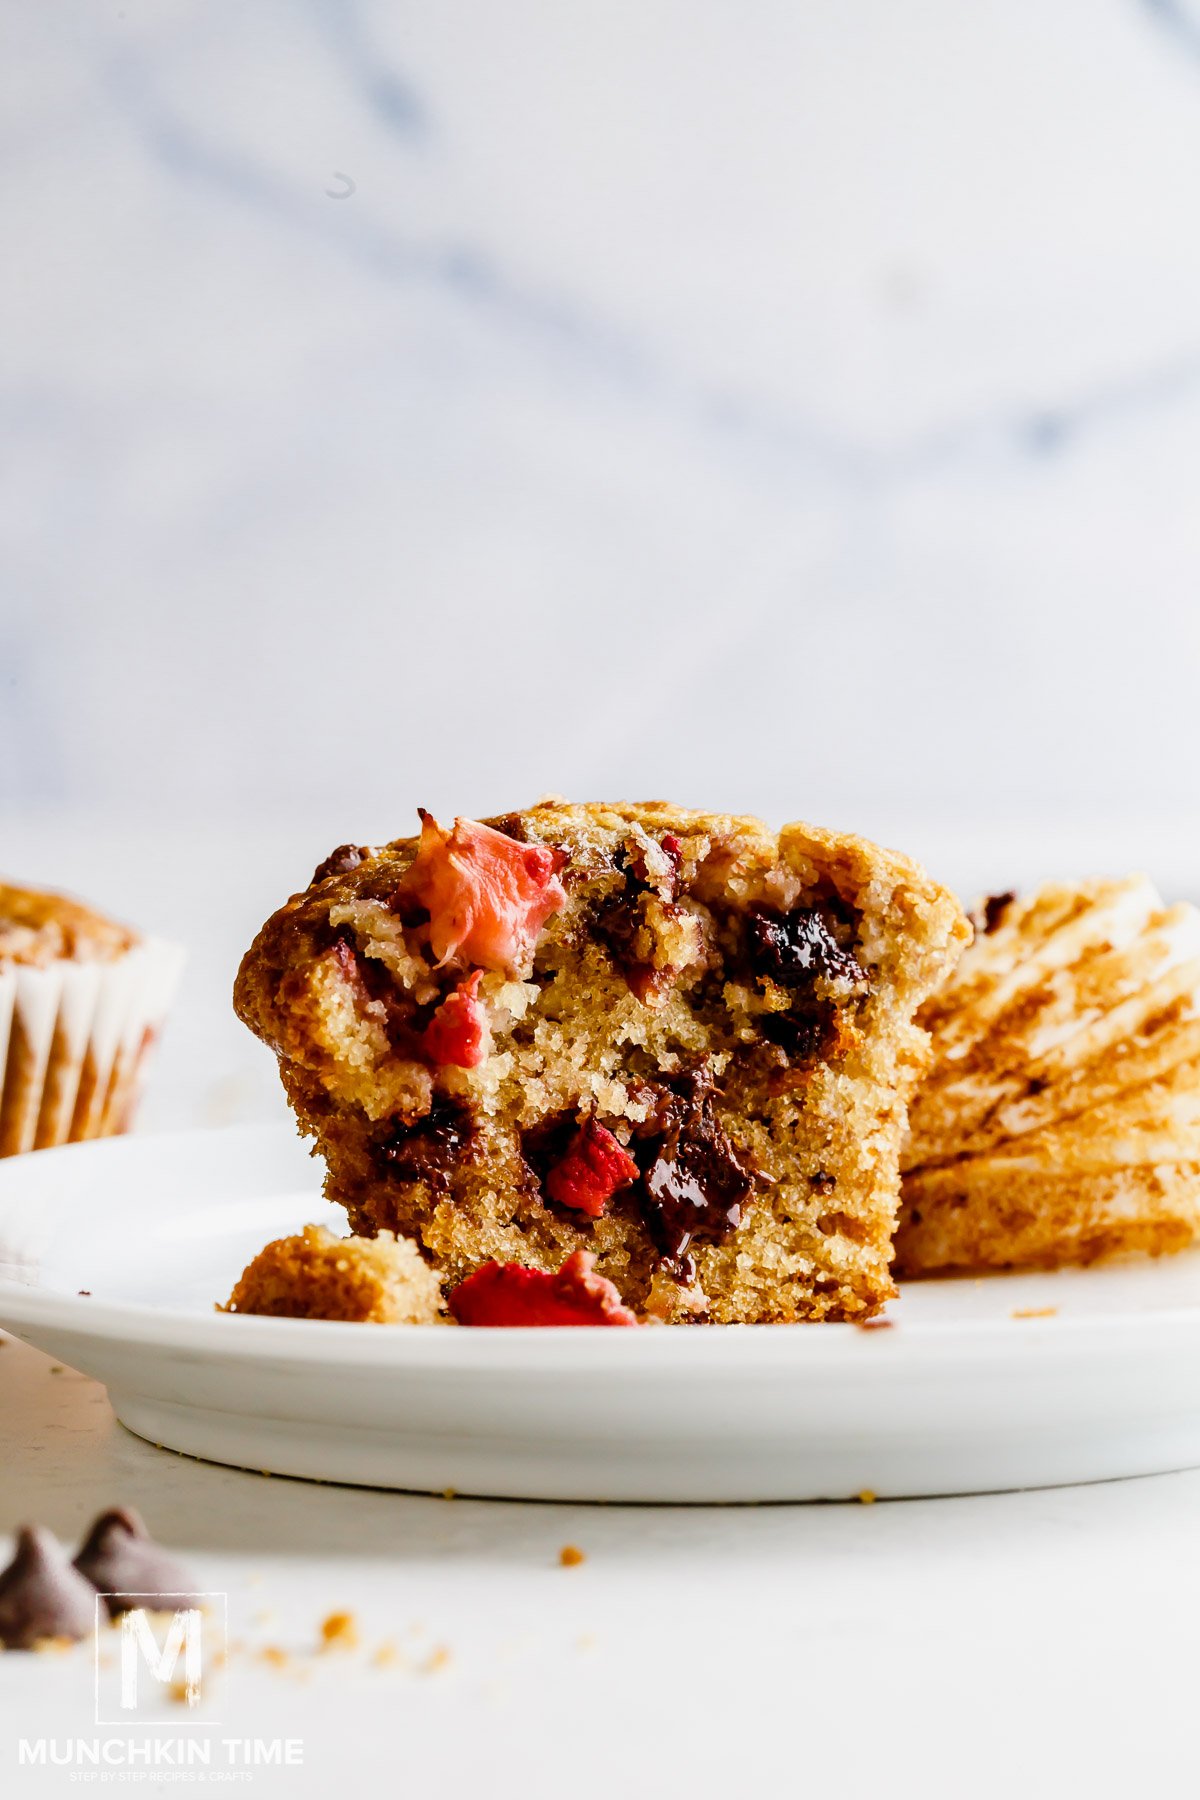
[2,1125,1200,1502]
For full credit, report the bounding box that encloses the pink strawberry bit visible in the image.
[406,812,567,973]
[423,971,486,1069]
[544,1119,639,1218]
[448,1251,640,1327]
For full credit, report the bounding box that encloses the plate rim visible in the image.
[3,1121,1200,1368]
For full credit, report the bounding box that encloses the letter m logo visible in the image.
[120,1606,204,1707]
[94,1592,226,1724]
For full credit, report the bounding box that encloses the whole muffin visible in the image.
[0,881,184,1156]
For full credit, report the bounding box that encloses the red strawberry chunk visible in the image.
[448,1251,639,1327]
[423,971,486,1068]
[406,812,567,973]
[545,1119,639,1218]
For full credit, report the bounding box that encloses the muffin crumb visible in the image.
[319,1610,360,1652]
[224,1225,443,1325]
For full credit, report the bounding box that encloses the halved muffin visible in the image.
[235,803,967,1323]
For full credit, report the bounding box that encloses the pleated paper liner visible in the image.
[0,940,185,1158]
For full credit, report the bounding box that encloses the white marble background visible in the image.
[5,0,1200,1124]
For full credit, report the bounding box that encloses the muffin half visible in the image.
[235,803,967,1323]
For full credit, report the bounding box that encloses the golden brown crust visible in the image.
[235,802,968,1324]
[0,882,139,967]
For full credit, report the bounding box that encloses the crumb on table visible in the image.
[319,1610,360,1652]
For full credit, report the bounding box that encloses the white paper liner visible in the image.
[0,938,186,1157]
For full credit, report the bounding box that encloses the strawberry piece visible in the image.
[423,971,486,1068]
[448,1251,639,1327]
[405,812,567,973]
[544,1119,639,1218]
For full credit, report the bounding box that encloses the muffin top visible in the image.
[0,882,140,968]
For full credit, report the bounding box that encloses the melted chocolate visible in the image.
[760,1007,837,1061]
[746,906,868,1066]
[746,906,865,989]
[633,1069,754,1272]
[520,1072,755,1274]
[378,1098,475,1192]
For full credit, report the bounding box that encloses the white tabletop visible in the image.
[5,1323,1200,1797]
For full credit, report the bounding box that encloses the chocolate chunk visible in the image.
[311,844,368,885]
[811,1170,837,1195]
[978,891,1016,935]
[746,906,866,990]
[484,813,529,843]
[378,1097,475,1193]
[520,1109,579,1183]
[593,894,652,999]
[0,1527,99,1647]
[634,1069,755,1272]
[73,1508,198,1617]
[747,906,868,1066]
[761,1007,837,1061]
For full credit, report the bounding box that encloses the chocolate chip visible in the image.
[378,1097,475,1193]
[811,1171,837,1195]
[73,1508,197,1617]
[310,844,368,885]
[0,1527,98,1648]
